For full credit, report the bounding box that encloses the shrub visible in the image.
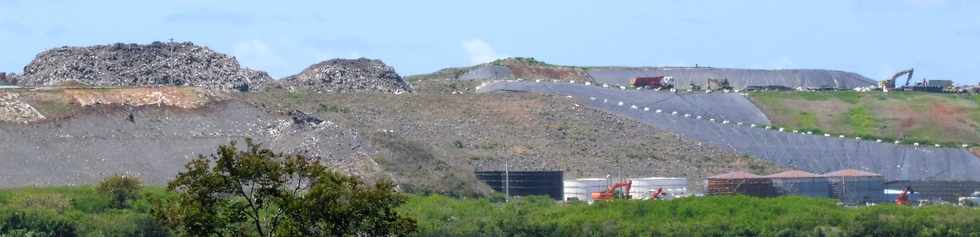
[97,176,143,209]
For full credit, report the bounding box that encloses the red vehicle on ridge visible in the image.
[629,76,673,89]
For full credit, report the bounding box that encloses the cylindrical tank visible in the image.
[563,178,608,202]
[630,177,688,200]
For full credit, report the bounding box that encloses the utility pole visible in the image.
[504,160,510,202]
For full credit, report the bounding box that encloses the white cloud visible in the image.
[462,39,499,65]
[233,39,287,76]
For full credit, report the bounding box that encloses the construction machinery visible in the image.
[879,69,914,92]
[591,180,632,201]
[689,83,702,91]
[649,188,667,200]
[705,78,733,91]
[958,191,980,207]
[896,186,915,206]
[629,76,673,89]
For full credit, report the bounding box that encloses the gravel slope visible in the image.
[0,101,380,186]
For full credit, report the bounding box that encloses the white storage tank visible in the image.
[563,178,608,202]
[630,177,689,200]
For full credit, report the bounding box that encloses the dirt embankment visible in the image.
[63,87,210,109]
[4,87,213,122]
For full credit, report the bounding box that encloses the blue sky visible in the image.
[1,0,977,84]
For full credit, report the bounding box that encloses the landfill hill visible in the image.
[748,91,980,146]
[408,57,877,90]
[274,58,413,94]
[0,44,782,195]
[17,42,272,91]
[0,87,780,195]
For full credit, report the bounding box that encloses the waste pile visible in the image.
[17,42,271,91]
[277,58,412,94]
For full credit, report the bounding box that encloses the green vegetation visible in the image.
[750,91,980,146]
[7,181,980,236]
[491,57,555,67]
[157,138,415,236]
[96,175,142,209]
[844,106,878,137]
[1,139,416,236]
[401,195,980,237]
[0,181,171,236]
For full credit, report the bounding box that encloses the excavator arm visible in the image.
[890,69,914,87]
[591,180,633,201]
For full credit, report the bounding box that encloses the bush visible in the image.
[0,208,77,236]
[400,195,980,237]
[97,176,143,209]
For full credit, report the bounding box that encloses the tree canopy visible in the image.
[155,138,415,236]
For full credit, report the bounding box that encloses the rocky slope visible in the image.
[0,100,386,188]
[276,58,412,94]
[17,42,271,90]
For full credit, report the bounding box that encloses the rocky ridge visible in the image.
[18,42,271,91]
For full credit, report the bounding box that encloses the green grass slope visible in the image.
[749,91,980,146]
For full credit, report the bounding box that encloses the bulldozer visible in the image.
[880,69,914,92]
[591,180,632,201]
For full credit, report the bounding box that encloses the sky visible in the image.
[0,0,978,84]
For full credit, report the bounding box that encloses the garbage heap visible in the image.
[18,42,271,91]
[277,58,412,94]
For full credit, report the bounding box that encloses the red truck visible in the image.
[629,76,672,89]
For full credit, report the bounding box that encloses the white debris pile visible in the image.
[0,92,45,123]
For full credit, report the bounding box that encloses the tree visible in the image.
[155,138,416,237]
[97,175,143,209]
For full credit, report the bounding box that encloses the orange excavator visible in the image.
[896,186,915,206]
[591,180,632,201]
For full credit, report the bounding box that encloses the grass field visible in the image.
[401,194,980,237]
[749,91,980,146]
